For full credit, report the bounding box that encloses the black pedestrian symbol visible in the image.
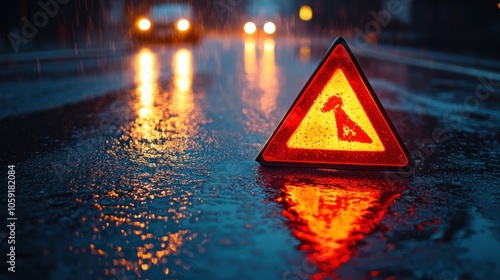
[321,95,373,143]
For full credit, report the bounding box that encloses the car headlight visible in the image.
[244,22,257,34]
[137,18,151,31]
[177,19,190,31]
[263,22,276,34]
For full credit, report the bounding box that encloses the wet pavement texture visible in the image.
[1,36,500,280]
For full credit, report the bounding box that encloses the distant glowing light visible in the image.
[177,19,190,31]
[138,18,151,30]
[263,22,276,34]
[299,5,313,21]
[244,22,257,34]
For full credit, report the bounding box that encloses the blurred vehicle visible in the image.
[243,17,278,36]
[131,3,201,42]
[242,1,281,36]
[243,13,278,35]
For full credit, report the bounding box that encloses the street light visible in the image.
[299,5,313,21]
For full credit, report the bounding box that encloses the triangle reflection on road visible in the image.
[260,170,404,278]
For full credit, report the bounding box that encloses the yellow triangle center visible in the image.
[287,69,384,152]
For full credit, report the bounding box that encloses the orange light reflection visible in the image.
[130,48,198,152]
[244,38,257,86]
[170,48,197,140]
[136,48,158,121]
[173,49,192,94]
[299,39,311,62]
[242,38,280,134]
[74,48,203,278]
[273,175,401,278]
[259,39,278,117]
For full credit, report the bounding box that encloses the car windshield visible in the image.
[150,4,192,21]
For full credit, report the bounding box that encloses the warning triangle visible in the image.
[256,37,412,171]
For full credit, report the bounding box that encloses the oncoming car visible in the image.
[242,1,281,36]
[131,3,201,42]
[243,20,277,36]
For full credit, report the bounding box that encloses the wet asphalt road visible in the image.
[1,36,500,280]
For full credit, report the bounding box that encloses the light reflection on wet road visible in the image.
[0,36,499,279]
[261,171,404,279]
[242,38,281,135]
[75,47,207,278]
